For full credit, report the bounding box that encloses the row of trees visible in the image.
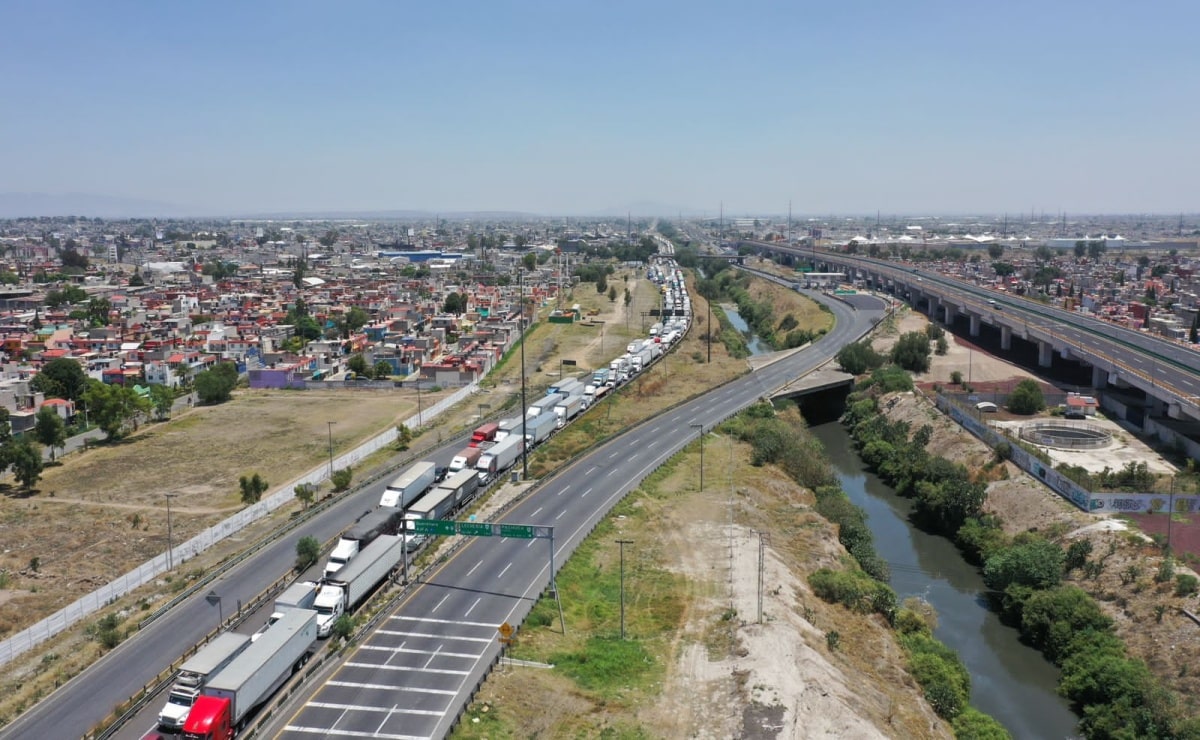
[845,375,1199,738]
[723,402,1005,733]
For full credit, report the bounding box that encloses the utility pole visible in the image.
[326,421,336,478]
[690,423,705,491]
[164,493,176,571]
[616,539,633,639]
[519,269,528,480]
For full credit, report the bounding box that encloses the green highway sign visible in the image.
[499,524,535,539]
[458,522,493,537]
[412,519,456,536]
[833,289,857,295]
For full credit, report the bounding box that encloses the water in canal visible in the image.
[720,304,771,355]
[809,421,1080,740]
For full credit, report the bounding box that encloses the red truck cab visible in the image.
[469,421,499,447]
[181,695,232,740]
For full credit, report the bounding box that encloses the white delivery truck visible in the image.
[313,535,405,638]
[379,460,438,508]
[552,395,585,428]
[157,632,251,733]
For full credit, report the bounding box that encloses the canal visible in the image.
[810,420,1080,740]
[719,303,771,355]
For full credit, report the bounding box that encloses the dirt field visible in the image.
[869,307,1200,707]
[458,422,948,739]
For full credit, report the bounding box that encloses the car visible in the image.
[434,465,449,483]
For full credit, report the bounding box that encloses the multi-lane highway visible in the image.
[266,292,884,740]
[748,244,1200,417]
[1,439,472,740]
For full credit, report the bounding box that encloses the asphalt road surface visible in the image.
[265,293,884,740]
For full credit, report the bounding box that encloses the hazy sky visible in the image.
[3,1,1197,216]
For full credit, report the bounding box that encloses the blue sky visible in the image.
[2,1,1197,217]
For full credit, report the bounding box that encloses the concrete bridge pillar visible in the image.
[1000,325,1012,351]
[929,296,940,319]
[969,314,981,337]
[943,302,957,326]
[1038,340,1053,368]
[1092,366,1107,389]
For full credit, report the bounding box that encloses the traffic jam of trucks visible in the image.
[145,258,691,739]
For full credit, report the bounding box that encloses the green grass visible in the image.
[549,636,658,697]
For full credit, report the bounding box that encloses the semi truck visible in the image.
[553,395,585,428]
[378,460,438,508]
[591,368,610,386]
[526,392,565,419]
[548,377,584,398]
[630,346,654,374]
[583,383,610,406]
[253,581,319,642]
[469,421,500,447]
[312,535,405,637]
[323,507,404,579]
[402,485,462,549]
[524,409,557,445]
[493,415,524,442]
[180,609,318,738]
[435,468,481,511]
[475,434,524,484]
[447,445,483,474]
[157,632,252,733]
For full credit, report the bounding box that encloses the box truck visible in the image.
[181,609,317,738]
[527,392,565,418]
[252,581,319,642]
[313,535,405,638]
[158,632,252,733]
[493,415,524,442]
[447,446,483,474]
[469,421,500,446]
[548,377,584,398]
[435,468,481,510]
[378,460,438,508]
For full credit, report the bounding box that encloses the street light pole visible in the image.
[616,539,633,639]
[326,421,336,479]
[164,493,176,571]
[690,423,705,491]
[1167,476,1175,554]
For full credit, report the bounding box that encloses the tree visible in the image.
[395,423,413,451]
[194,362,239,405]
[32,357,90,402]
[81,381,151,440]
[294,482,316,510]
[239,472,268,505]
[983,537,1065,592]
[836,341,884,375]
[319,229,338,248]
[992,262,1016,277]
[149,384,175,421]
[442,292,466,314]
[607,285,618,302]
[344,306,370,336]
[33,406,67,457]
[1033,245,1055,263]
[295,535,320,570]
[372,360,394,379]
[891,331,932,373]
[330,613,356,641]
[347,353,371,378]
[596,273,608,293]
[522,252,537,272]
[331,467,353,491]
[986,244,1004,260]
[1007,379,1045,415]
[87,297,113,326]
[624,288,632,307]
[1087,240,1106,261]
[10,438,43,489]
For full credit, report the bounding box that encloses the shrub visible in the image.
[1007,379,1045,414]
[1176,573,1199,597]
[952,707,1012,740]
[331,467,353,491]
[983,537,1064,593]
[901,632,970,720]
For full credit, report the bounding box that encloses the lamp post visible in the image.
[616,539,633,639]
[164,493,176,571]
[1167,476,1176,554]
[326,421,336,479]
[690,423,705,491]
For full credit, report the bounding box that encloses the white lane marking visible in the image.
[465,560,483,577]
[389,615,498,628]
[284,725,425,739]
[526,538,537,548]
[629,453,639,461]
[376,704,399,734]
[326,683,457,696]
[588,465,600,473]
[532,506,543,516]
[582,487,593,498]
[647,439,659,448]
[464,597,481,617]
[606,468,618,476]
[423,645,443,669]
[377,629,492,643]
[431,594,449,613]
[310,702,448,717]
[558,484,571,496]
[555,510,566,520]
[359,644,482,660]
[497,563,512,578]
[345,661,469,676]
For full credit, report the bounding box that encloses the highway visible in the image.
[1,438,470,740]
[266,291,885,740]
[749,244,1200,415]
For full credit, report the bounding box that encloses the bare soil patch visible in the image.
[457,430,948,739]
